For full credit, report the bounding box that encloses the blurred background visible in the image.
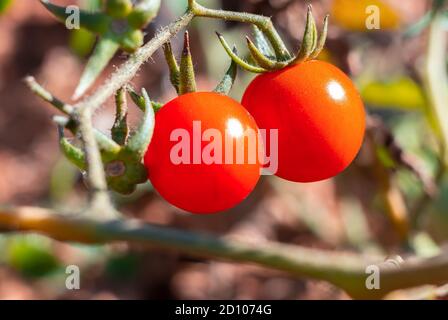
[0,0,447,299]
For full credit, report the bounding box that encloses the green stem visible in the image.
[73,36,120,100]
[24,76,121,155]
[75,107,116,218]
[75,10,195,112]
[24,76,74,115]
[189,0,291,61]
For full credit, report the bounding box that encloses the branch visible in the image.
[74,11,194,113]
[188,0,290,60]
[72,12,194,208]
[0,206,447,299]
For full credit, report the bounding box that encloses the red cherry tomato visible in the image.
[242,60,366,182]
[144,92,261,214]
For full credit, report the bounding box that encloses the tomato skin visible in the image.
[242,60,366,183]
[144,92,261,214]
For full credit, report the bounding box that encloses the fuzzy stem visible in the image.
[24,76,74,115]
[189,0,291,60]
[74,11,195,113]
[75,107,116,218]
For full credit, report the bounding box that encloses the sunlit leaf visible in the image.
[361,77,426,111]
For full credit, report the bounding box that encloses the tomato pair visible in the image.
[144,60,366,214]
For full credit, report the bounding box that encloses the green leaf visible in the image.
[360,77,426,111]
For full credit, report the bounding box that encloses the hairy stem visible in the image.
[75,108,116,217]
[74,11,194,113]
[189,0,291,60]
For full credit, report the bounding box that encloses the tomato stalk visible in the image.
[188,0,291,61]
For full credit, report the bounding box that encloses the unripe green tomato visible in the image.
[127,0,161,29]
[120,29,144,53]
[105,0,133,19]
[69,28,96,57]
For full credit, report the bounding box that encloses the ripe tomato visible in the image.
[144,92,261,214]
[242,60,366,183]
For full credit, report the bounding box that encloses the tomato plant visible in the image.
[242,60,366,182]
[144,92,261,214]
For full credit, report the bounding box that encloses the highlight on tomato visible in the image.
[243,60,365,182]
[217,5,366,183]
[143,32,262,214]
[145,92,262,214]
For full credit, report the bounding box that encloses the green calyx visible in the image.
[58,87,156,195]
[179,31,197,95]
[163,31,238,96]
[40,0,161,99]
[217,5,329,73]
